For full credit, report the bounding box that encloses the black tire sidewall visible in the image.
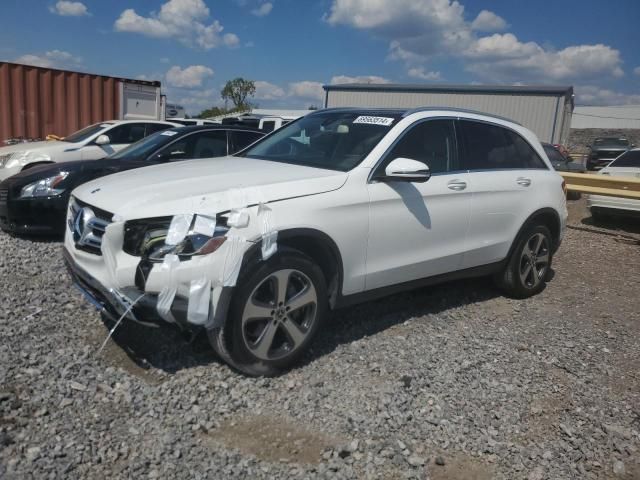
[501,224,553,298]
[225,248,327,376]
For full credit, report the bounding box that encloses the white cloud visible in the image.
[49,1,89,16]
[465,33,541,59]
[331,75,390,84]
[634,66,640,76]
[160,57,170,63]
[254,81,286,100]
[114,0,239,50]
[466,40,624,82]
[288,81,325,102]
[326,0,625,83]
[575,86,640,106]
[327,0,472,57]
[470,10,507,32]
[251,2,273,16]
[407,67,442,81]
[165,65,214,88]
[15,50,83,69]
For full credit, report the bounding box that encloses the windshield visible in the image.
[109,130,180,161]
[609,150,640,168]
[593,137,629,147]
[240,111,401,171]
[63,123,112,143]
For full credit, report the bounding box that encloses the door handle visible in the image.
[516,177,531,187]
[447,179,467,191]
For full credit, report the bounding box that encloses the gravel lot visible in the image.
[1,199,639,480]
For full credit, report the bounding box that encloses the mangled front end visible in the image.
[64,188,278,331]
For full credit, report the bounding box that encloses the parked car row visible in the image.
[51,107,568,375]
[0,125,265,235]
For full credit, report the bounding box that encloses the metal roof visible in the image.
[0,61,161,87]
[323,83,574,98]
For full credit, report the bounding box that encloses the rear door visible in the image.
[457,119,549,268]
[365,119,472,289]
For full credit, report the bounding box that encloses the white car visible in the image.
[0,120,178,181]
[588,148,640,219]
[64,108,567,375]
[167,118,219,126]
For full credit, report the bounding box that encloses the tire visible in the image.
[566,191,581,201]
[495,224,553,299]
[208,248,327,376]
[590,208,607,223]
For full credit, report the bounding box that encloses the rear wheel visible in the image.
[495,225,553,298]
[209,248,327,376]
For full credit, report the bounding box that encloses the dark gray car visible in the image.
[587,137,632,171]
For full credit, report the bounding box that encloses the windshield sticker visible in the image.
[353,116,394,126]
[161,131,178,136]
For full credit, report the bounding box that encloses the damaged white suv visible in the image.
[64,108,567,375]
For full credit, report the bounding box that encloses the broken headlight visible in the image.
[123,214,229,262]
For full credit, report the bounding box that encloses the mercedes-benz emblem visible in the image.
[73,207,96,246]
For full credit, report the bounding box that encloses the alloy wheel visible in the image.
[519,232,550,289]
[241,269,318,361]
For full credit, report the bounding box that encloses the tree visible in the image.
[196,106,227,119]
[221,78,256,110]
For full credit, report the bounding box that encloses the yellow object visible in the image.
[46,134,62,141]
[559,172,640,200]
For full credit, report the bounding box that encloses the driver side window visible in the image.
[381,119,457,175]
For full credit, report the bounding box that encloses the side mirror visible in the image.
[95,134,110,146]
[381,158,431,183]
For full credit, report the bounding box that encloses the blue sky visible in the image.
[1,0,639,114]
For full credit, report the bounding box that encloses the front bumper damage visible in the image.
[63,191,278,331]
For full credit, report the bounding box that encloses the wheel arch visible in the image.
[509,208,562,259]
[21,161,55,171]
[239,227,344,310]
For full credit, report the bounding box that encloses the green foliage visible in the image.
[221,78,256,109]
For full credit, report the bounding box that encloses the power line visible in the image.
[572,112,640,121]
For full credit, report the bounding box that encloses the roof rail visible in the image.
[402,107,522,125]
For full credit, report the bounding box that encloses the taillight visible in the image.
[562,180,567,195]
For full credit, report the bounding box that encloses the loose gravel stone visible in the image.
[0,199,639,479]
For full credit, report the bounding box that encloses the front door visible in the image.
[365,119,472,290]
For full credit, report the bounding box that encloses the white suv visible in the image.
[64,108,567,375]
[0,120,178,181]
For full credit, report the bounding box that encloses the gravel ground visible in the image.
[1,199,639,479]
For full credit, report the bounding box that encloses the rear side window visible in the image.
[146,123,172,135]
[381,119,457,174]
[458,120,546,170]
[261,121,276,132]
[230,131,264,153]
[192,131,227,158]
[107,123,146,144]
[609,150,640,167]
[543,145,565,163]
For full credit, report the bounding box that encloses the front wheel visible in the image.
[209,248,327,376]
[495,225,553,298]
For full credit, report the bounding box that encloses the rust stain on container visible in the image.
[0,62,159,142]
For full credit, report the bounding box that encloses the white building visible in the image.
[571,105,640,129]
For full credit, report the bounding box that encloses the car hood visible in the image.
[72,156,349,220]
[3,157,127,187]
[0,140,71,155]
